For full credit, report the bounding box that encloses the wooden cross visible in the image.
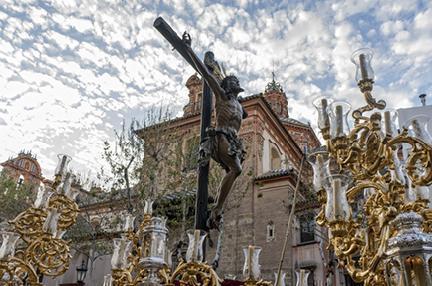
[153,17,212,233]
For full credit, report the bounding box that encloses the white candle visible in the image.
[317,154,324,175]
[335,105,343,137]
[332,179,341,220]
[359,54,368,80]
[192,229,200,261]
[384,111,392,136]
[316,154,323,169]
[0,232,20,259]
[34,183,51,208]
[314,154,324,190]
[58,155,67,175]
[248,245,254,278]
[412,119,424,140]
[321,99,330,128]
[124,215,134,231]
[43,209,60,237]
[300,270,304,285]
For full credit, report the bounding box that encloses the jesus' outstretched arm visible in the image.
[182,33,224,99]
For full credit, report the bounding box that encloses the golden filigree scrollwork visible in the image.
[312,49,432,285]
[112,268,134,286]
[389,129,432,186]
[352,80,386,123]
[167,260,222,286]
[48,194,79,230]
[0,257,42,286]
[0,155,80,285]
[10,208,47,242]
[25,235,71,276]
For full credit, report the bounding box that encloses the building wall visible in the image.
[254,179,295,282]
[59,75,329,285]
[1,151,45,186]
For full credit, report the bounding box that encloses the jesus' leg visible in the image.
[208,136,242,229]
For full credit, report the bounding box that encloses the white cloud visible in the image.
[0,0,430,178]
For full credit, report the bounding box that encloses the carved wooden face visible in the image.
[223,76,244,94]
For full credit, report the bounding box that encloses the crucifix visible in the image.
[153,17,247,234]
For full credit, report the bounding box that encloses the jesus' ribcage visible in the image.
[215,98,242,132]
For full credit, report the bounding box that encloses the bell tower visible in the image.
[263,72,288,118]
[183,74,203,116]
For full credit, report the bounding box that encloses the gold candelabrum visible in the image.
[106,201,273,286]
[0,154,81,285]
[309,48,432,286]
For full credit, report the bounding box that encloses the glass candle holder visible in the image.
[65,174,79,200]
[405,183,417,203]
[414,185,431,204]
[390,146,406,185]
[329,101,351,139]
[323,174,351,222]
[274,271,286,286]
[185,229,207,263]
[404,115,432,144]
[165,249,173,269]
[0,231,20,260]
[56,230,67,239]
[43,208,60,237]
[242,245,262,281]
[382,109,399,137]
[295,269,310,286]
[34,182,51,208]
[313,96,332,138]
[144,199,154,216]
[81,176,93,192]
[140,217,168,286]
[141,217,168,267]
[428,117,432,142]
[123,214,135,232]
[56,172,73,196]
[55,154,72,178]
[103,274,113,286]
[307,150,330,192]
[111,237,132,270]
[351,48,374,82]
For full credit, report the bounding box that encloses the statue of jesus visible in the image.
[182,33,248,229]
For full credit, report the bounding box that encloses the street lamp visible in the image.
[76,260,88,285]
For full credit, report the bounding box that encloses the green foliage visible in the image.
[66,191,118,273]
[101,106,183,204]
[101,118,145,193]
[96,106,219,254]
[154,193,195,230]
[66,213,114,257]
[0,170,36,223]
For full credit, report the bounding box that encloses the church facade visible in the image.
[150,74,330,285]
[0,150,47,187]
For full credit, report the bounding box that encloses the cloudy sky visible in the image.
[0,0,431,178]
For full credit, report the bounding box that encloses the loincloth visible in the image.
[199,126,246,171]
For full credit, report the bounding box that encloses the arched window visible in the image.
[266,221,275,242]
[299,214,315,243]
[16,174,24,189]
[270,146,281,170]
[24,161,30,170]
